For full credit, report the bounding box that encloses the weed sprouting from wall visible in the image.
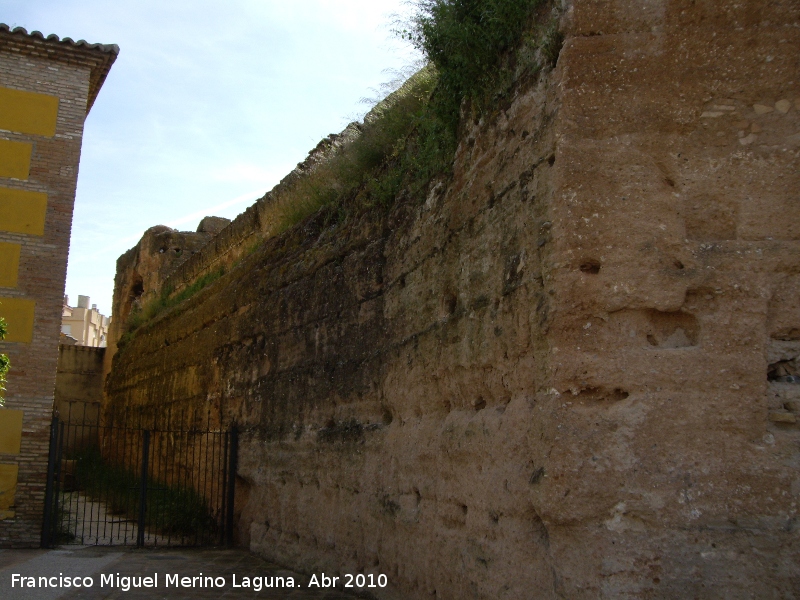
[269,0,559,232]
[401,0,548,130]
[270,66,438,231]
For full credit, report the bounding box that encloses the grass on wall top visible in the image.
[121,0,562,339]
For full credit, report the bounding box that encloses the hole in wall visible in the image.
[441,292,458,317]
[644,310,699,348]
[573,387,630,404]
[768,358,800,383]
[580,260,601,274]
[547,154,555,167]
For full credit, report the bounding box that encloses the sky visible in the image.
[3,0,420,315]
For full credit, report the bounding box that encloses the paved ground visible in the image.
[0,547,364,599]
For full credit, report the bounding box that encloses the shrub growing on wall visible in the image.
[403,0,545,131]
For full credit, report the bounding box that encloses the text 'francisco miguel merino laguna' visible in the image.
[11,572,389,591]
[12,573,295,591]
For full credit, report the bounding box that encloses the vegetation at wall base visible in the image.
[64,445,216,539]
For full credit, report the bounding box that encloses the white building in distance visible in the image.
[61,295,109,347]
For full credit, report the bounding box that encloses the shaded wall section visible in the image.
[55,345,105,450]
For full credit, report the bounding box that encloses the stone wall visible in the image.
[102,223,220,383]
[55,345,104,421]
[105,1,799,596]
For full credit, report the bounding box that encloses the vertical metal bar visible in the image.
[53,422,65,543]
[181,409,189,545]
[79,402,91,544]
[226,424,238,547]
[41,415,60,548]
[62,404,74,543]
[220,431,228,547]
[137,429,150,548]
[189,419,199,546]
[100,419,110,544]
[154,429,162,546]
[202,426,211,544]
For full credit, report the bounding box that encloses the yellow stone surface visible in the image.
[0,409,23,454]
[0,87,58,137]
[0,139,32,180]
[0,297,35,343]
[0,242,21,288]
[0,463,19,515]
[0,187,47,236]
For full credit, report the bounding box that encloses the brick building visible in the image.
[0,24,117,547]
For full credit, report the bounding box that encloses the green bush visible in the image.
[402,0,546,129]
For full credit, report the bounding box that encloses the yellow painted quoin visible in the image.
[0,464,19,519]
[0,297,35,343]
[0,188,47,236]
[0,87,58,137]
[0,86,55,343]
[0,140,32,180]
[0,409,22,454]
[0,242,20,288]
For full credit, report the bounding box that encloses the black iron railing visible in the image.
[42,404,237,548]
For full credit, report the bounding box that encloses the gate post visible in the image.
[137,430,150,548]
[40,415,60,548]
[225,424,238,547]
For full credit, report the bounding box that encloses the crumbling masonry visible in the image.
[104,1,799,597]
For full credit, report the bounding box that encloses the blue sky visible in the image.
[4,0,418,315]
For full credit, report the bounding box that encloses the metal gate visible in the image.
[41,407,237,548]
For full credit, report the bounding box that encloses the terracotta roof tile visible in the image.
[0,23,119,55]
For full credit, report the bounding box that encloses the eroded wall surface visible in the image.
[55,345,105,422]
[105,1,799,596]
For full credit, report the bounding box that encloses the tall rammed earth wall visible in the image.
[105,1,800,597]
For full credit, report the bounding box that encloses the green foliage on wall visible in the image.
[121,267,226,345]
[402,0,547,131]
[273,0,560,231]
